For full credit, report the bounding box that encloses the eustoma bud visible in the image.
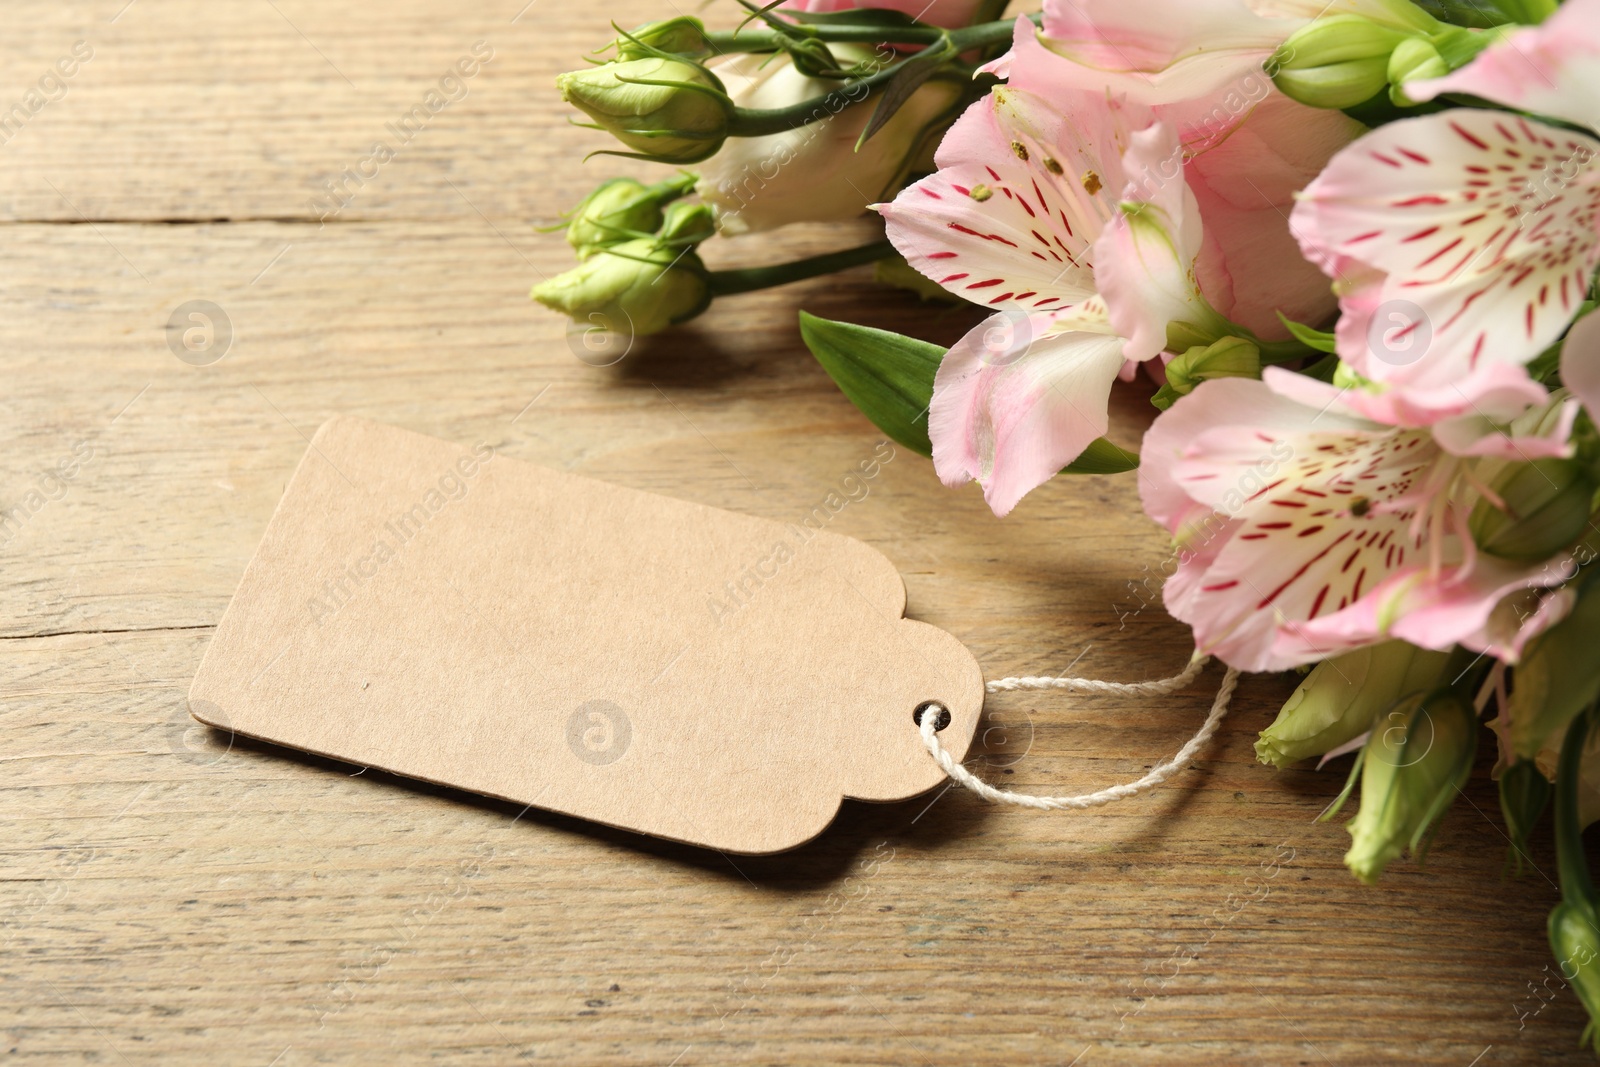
[1271,15,1414,109]
[1385,37,1446,106]
[531,237,710,338]
[657,200,715,245]
[1548,900,1600,1047]
[1256,641,1450,769]
[1469,457,1597,563]
[564,175,695,258]
[558,57,732,164]
[614,17,712,60]
[1152,337,1261,411]
[1343,688,1476,885]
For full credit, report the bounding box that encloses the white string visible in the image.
[983,652,1211,695]
[919,655,1241,810]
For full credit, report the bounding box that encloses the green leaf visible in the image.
[855,39,954,149]
[798,311,1139,473]
[800,311,941,455]
[1276,313,1338,354]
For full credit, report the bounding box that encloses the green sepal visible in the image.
[1276,313,1339,354]
[1499,759,1551,876]
[1507,570,1600,761]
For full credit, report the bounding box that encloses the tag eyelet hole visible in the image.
[913,701,951,732]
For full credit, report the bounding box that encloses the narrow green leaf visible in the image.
[799,311,939,455]
[855,40,953,149]
[798,311,1139,473]
[1276,313,1338,354]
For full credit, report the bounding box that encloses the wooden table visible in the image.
[1,2,1586,1063]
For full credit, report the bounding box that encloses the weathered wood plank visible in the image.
[0,1,1588,1063]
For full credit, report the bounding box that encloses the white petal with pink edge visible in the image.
[1166,408,1435,671]
[1291,110,1600,388]
[877,86,1147,316]
[1260,363,1575,461]
[1561,311,1600,420]
[1093,123,1208,361]
[1040,0,1291,77]
[930,307,1129,517]
[1138,376,1362,529]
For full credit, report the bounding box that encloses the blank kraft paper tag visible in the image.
[189,417,982,853]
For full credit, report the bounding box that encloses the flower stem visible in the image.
[705,13,1036,53]
[719,15,1034,138]
[707,239,896,296]
[1555,705,1598,907]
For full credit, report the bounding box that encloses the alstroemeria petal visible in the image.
[1389,552,1575,656]
[1409,0,1600,132]
[1291,111,1600,387]
[930,308,1128,516]
[1040,0,1290,78]
[1170,416,1434,671]
[879,85,1136,315]
[1094,123,1206,361]
[1183,93,1360,336]
[1562,311,1600,420]
[1138,376,1357,530]
[1261,365,1574,459]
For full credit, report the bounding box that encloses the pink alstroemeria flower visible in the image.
[1293,1,1600,390]
[1013,10,1364,339]
[878,21,1357,514]
[877,33,1211,515]
[1139,367,1579,672]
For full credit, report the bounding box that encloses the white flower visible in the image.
[697,48,962,235]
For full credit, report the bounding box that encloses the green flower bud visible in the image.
[1152,337,1261,410]
[1256,641,1451,769]
[1386,37,1447,106]
[1274,58,1393,110]
[558,57,732,165]
[564,176,692,258]
[783,36,849,79]
[1361,0,1443,34]
[1469,457,1597,562]
[658,200,715,246]
[1271,16,1413,109]
[1548,901,1600,1050]
[1343,688,1477,885]
[614,17,711,61]
[531,237,710,339]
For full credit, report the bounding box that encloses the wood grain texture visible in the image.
[0,1,1589,1063]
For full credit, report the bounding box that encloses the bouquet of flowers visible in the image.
[537,0,1600,1046]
